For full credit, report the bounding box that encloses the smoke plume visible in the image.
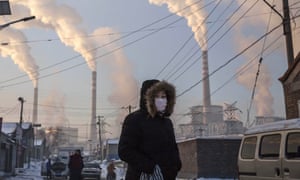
[0,27,39,87]
[8,0,139,138]
[11,0,97,71]
[149,0,207,50]
[93,27,138,137]
[232,0,300,116]
[41,90,68,127]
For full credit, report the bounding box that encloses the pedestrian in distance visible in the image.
[46,157,52,179]
[68,149,84,180]
[118,79,182,180]
[106,161,116,180]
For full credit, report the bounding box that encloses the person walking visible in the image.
[106,161,116,180]
[46,157,52,179]
[118,80,182,180]
[68,149,84,180]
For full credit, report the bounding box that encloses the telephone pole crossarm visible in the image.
[262,0,295,67]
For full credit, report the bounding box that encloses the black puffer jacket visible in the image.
[118,80,182,180]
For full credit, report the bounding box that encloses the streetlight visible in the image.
[0,0,11,15]
[0,16,35,30]
[0,1,35,31]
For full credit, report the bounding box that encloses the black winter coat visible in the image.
[118,80,182,180]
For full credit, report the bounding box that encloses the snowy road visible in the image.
[3,162,44,180]
[1,161,234,180]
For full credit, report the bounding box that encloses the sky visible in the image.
[0,0,299,142]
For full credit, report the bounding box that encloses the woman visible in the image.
[68,149,84,180]
[106,162,116,180]
[118,80,182,180]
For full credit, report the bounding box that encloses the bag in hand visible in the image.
[140,165,164,180]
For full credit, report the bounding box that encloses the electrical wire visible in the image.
[165,0,250,82]
[162,0,237,81]
[0,0,204,86]
[176,23,282,98]
[246,0,275,127]
[155,0,221,79]
[210,34,283,98]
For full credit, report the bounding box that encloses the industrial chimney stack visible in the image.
[90,71,97,143]
[202,50,211,125]
[32,84,38,124]
[202,50,211,107]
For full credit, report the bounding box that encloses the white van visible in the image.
[238,118,300,180]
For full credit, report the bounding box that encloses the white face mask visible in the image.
[155,98,167,112]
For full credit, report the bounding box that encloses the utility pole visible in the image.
[282,0,294,67]
[17,97,25,168]
[18,97,24,124]
[97,115,104,161]
[122,105,136,114]
[263,0,294,67]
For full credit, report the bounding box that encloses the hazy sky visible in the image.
[0,0,299,141]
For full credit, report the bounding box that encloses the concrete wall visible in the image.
[177,137,241,179]
[177,139,198,179]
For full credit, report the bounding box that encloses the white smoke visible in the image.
[0,3,39,87]
[11,0,97,71]
[0,27,39,87]
[236,41,274,116]
[41,90,67,127]
[150,0,299,117]
[93,27,138,137]
[8,0,138,138]
[149,0,207,50]
[233,0,300,116]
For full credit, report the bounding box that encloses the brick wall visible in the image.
[285,86,300,119]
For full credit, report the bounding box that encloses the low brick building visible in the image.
[177,136,241,179]
[279,52,300,119]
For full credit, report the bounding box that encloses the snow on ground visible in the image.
[4,161,43,180]
[2,160,235,180]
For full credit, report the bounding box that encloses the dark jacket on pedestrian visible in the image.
[68,150,84,180]
[118,80,182,180]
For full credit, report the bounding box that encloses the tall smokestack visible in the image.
[90,71,97,142]
[202,50,210,125]
[32,83,38,124]
[202,50,211,107]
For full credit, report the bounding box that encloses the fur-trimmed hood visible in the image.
[139,79,160,111]
[145,81,176,117]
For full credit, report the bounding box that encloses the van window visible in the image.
[286,132,300,159]
[259,134,281,159]
[241,136,257,159]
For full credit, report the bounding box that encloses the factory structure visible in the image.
[177,50,284,139]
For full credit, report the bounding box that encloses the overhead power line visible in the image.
[177,23,282,98]
[210,34,282,98]
[155,0,221,79]
[0,0,205,88]
[163,0,252,82]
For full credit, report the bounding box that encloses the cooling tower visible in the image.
[32,86,38,124]
[90,71,97,142]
